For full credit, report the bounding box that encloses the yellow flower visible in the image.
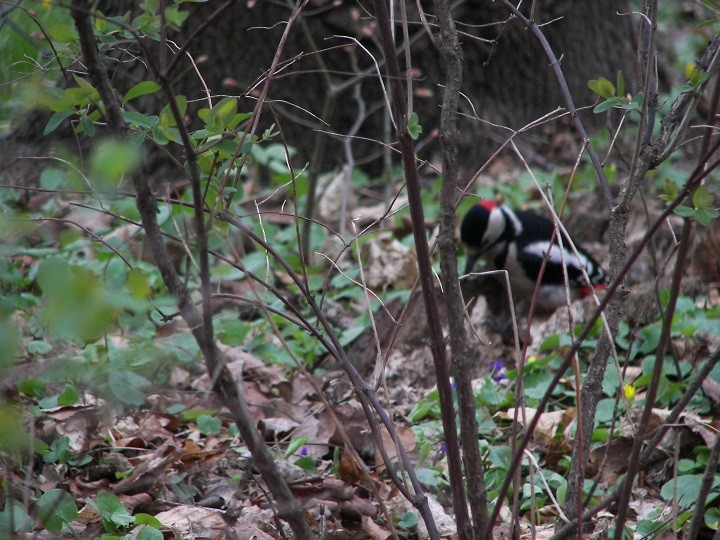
[624,384,636,402]
[527,355,537,364]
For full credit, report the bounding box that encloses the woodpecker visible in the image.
[461,200,607,312]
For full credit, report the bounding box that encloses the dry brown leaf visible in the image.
[339,448,366,485]
[112,440,177,495]
[231,514,275,539]
[589,438,634,486]
[702,377,720,404]
[258,416,300,439]
[118,492,151,512]
[497,407,574,447]
[154,505,227,535]
[360,231,418,292]
[374,424,416,466]
[362,515,392,540]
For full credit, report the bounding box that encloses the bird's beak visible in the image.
[464,252,479,275]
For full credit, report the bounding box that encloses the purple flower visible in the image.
[438,443,447,455]
[490,359,506,383]
[299,446,308,457]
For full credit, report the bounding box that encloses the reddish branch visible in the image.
[368,0,471,538]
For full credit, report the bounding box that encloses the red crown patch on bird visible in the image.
[479,200,498,211]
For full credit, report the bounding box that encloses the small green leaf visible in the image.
[127,268,150,299]
[294,456,316,471]
[44,109,76,136]
[137,525,164,540]
[660,474,720,506]
[693,207,719,226]
[124,81,162,103]
[284,437,309,458]
[0,500,33,535]
[197,414,221,435]
[705,507,720,530]
[48,23,78,43]
[79,116,96,136]
[109,370,151,406]
[89,138,143,185]
[588,77,615,99]
[38,489,78,533]
[674,205,695,218]
[616,70,625,98]
[396,511,419,530]
[39,167,68,190]
[124,110,160,129]
[593,98,621,113]
[199,97,238,130]
[407,112,422,140]
[159,96,187,127]
[134,514,163,529]
[58,384,79,406]
[17,379,46,398]
[91,491,135,529]
[693,185,714,209]
[43,436,71,464]
[38,259,119,343]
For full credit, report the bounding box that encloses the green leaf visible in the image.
[79,116,96,136]
[0,406,30,453]
[39,167,68,190]
[58,384,79,406]
[197,414,221,435]
[706,507,720,530]
[159,96,187,127]
[0,500,33,536]
[89,139,143,186]
[44,109,76,136]
[660,474,720,506]
[396,511,419,530]
[109,370,151,406]
[407,112,422,140]
[616,70,625,97]
[284,437,309,458]
[37,259,119,343]
[134,514,163,529]
[124,81,162,103]
[92,491,135,529]
[693,185,714,209]
[17,379,46,399]
[48,23,79,43]
[294,455,316,471]
[588,77,615,99]
[674,205,695,218]
[593,98,621,113]
[124,110,160,129]
[693,207,719,227]
[127,268,150,299]
[661,178,679,202]
[137,525,164,540]
[199,97,238,130]
[38,489,79,533]
[43,436,71,464]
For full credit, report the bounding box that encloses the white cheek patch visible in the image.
[502,207,523,236]
[524,241,592,272]
[481,213,506,249]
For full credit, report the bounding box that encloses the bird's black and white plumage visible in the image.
[461,200,607,312]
